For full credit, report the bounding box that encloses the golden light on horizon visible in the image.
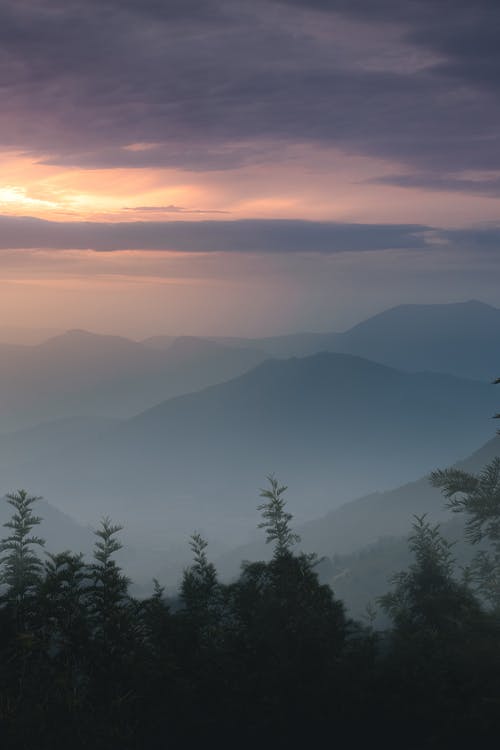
[1,146,500,229]
[0,151,209,222]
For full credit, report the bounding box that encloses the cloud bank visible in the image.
[0,214,497,255]
[0,216,431,253]
[0,0,498,187]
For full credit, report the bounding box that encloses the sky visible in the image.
[1,0,500,338]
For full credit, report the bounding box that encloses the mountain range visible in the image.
[215,436,500,617]
[1,300,498,435]
[0,350,496,550]
[193,299,499,380]
[0,331,264,432]
[0,298,498,583]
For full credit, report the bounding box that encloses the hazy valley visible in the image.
[0,300,498,599]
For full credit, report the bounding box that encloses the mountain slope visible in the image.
[0,352,496,548]
[215,436,500,615]
[298,434,500,556]
[195,300,500,380]
[334,300,500,380]
[0,331,266,431]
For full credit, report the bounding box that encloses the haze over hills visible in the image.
[143,300,500,380]
[332,300,500,381]
[0,298,497,573]
[313,436,500,618]
[143,300,500,379]
[0,326,63,346]
[172,300,499,380]
[1,299,498,434]
[0,351,496,551]
[220,435,500,563]
[216,436,500,614]
[0,330,266,432]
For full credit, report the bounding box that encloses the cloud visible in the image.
[0,0,499,181]
[0,215,432,253]
[441,226,500,253]
[123,205,230,214]
[368,174,500,197]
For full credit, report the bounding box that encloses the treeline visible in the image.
[1,470,500,749]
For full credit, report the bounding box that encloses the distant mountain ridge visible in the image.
[0,330,266,432]
[298,433,500,556]
[144,300,500,380]
[0,351,496,550]
[215,436,500,615]
[332,300,500,380]
[1,299,497,432]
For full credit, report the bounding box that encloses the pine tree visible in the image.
[223,478,347,742]
[38,550,90,655]
[181,532,222,647]
[89,517,130,649]
[379,515,480,635]
[0,490,45,629]
[431,458,500,610]
[377,514,495,748]
[181,533,218,610]
[257,475,300,557]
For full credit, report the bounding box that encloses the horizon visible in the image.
[1,1,500,335]
[1,296,499,344]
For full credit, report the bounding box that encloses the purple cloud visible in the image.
[0,0,498,180]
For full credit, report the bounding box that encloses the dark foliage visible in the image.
[1,476,500,749]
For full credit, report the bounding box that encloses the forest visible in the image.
[1,451,500,749]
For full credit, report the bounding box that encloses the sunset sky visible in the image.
[1,0,500,337]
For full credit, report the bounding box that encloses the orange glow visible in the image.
[0,151,209,222]
[1,146,500,229]
[0,144,499,339]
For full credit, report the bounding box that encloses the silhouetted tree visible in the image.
[379,515,481,635]
[89,517,130,641]
[432,458,500,610]
[216,477,348,742]
[257,475,300,557]
[1,475,499,748]
[181,533,219,618]
[378,515,493,747]
[0,490,45,629]
[37,550,90,666]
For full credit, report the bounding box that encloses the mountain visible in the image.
[141,334,177,350]
[215,436,500,617]
[312,436,500,619]
[2,300,497,433]
[333,300,500,380]
[297,434,500,556]
[0,352,496,550]
[0,416,121,472]
[0,326,62,345]
[144,331,339,357]
[211,332,340,358]
[175,300,499,380]
[322,517,479,623]
[0,331,266,431]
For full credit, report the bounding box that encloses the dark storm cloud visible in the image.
[1,0,499,178]
[0,215,431,253]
